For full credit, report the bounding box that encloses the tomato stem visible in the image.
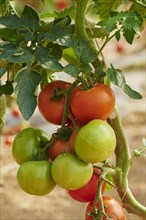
[108,109,146,219]
[61,80,79,127]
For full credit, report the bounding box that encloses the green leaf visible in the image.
[123,84,142,99]
[7,47,33,63]
[0,15,23,29]
[98,17,117,34]
[106,65,142,99]
[47,42,62,61]
[73,39,96,64]
[115,31,121,41]
[21,5,40,23]
[35,47,63,72]
[93,0,123,19]
[63,47,79,65]
[64,64,80,76]
[41,6,75,19]
[130,2,146,18]
[46,22,73,47]
[95,66,106,82]
[41,59,63,72]
[0,94,6,133]
[0,81,14,95]
[0,68,6,77]
[17,29,35,42]
[118,11,141,44]
[15,68,41,120]
[0,28,18,42]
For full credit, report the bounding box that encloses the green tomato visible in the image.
[51,153,93,190]
[17,161,56,196]
[12,127,49,165]
[74,119,116,163]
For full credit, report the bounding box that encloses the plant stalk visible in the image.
[108,109,146,219]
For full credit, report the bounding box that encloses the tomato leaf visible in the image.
[73,39,96,63]
[0,68,6,77]
[0,94,6,133]
[15,68,41,120]
[0,28,18,42]
[106,64,142,99]
[93,0,123,19]
[35,47,63,72]
[21,5,40,23]
[95,66,106,82]
[97,17,117,34]
[46,21,73,47]
[64,64,80,76]
[0,81,14,95]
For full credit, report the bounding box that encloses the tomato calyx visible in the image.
[51,86,65,101]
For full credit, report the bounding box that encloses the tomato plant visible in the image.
[17,160,56,196]
[85,196,126,220]
[74,119,116,163]
[38,80,71,125]
[70,83,115,124]
[0,0,146,219]
[12,127,49,165]
[51,153,93,190]
[67,168,106,203]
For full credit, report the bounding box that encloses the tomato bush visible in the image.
[51,153,93,190]
[17,160,56,196]
[38,80,71,125]
[67,168,106,203]
[1,0,145,219]
[70,83,115,124]
[74,119,116,163]
[85,196,126,220]
[12,127,49,165]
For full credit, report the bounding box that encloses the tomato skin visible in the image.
[38,80,71,125]
[74,119,116,163]
[70,83,115,124]
[55,0,69,11]
[17,161,56,196]
[48,126,77,161]
[85,196,126,220]
[67,168,106,203]
[12,127,49,165]
[51,153,93,190]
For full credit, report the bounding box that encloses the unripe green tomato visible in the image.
[74,119,116,163]
[51,153,93,190]
[17,161,56,196]
[12,127,49,165]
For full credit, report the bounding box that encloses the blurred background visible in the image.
[0,0,146,219]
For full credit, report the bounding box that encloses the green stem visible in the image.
[75,0,101,68]
[75,0,89,40]
[97,34,115,56]
[61,80,79,127]
[108,109,146,219]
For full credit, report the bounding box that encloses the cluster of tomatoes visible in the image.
[12,80,126,219]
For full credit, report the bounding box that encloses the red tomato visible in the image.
[70,83,115,124]
[11,109,21,118]
[67,168,106,202]
[4,135,14,145]
[38,80,71,125]
[85,196,126,220]
[55,0,70,11]
[48,125,77,161]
